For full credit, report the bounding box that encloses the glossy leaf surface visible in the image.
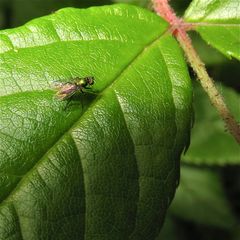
[0,4,192,239]
[184,0,240,60]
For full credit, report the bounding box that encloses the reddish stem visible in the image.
[152,0,240,144]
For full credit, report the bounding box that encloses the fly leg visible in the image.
[64,99,72,110]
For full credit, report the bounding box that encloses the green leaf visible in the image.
[155,216,179,240]
[184,0,240,60]
[0,4,192,239]
[183,83,240,165]
[112,0,150,8]
[189,32,226,66]
[170,165,237,230]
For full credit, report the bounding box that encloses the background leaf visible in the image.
[182,83,240,165]
[169,165,237,230]
[0,4,192,239]
[156,216,179,240]
[0,0,113,28]
[189,31,226,66]
[157,214,236,240]
[112,0,150,8]
[184,0,240,60]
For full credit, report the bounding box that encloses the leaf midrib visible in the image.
[0,28,169,207]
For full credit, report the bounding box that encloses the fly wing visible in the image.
[57,83,77,95]
[52,82,77,100]
[51,81,66,90]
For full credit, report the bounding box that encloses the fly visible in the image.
[53,76,95,100]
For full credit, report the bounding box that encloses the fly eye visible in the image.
[78,79,87,87]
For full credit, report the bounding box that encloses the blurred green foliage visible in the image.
[0,0,239,239]
[113,0,150,8]
[169,166,237,229]
[183,83,240,165]
[0,0,113,28]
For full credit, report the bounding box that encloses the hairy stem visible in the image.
[177,31,240,144]
[152,0,240,144]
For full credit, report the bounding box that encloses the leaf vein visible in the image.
[0,29,168,207]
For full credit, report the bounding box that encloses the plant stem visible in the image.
[177,31,240,144]
[152,0,240,144]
